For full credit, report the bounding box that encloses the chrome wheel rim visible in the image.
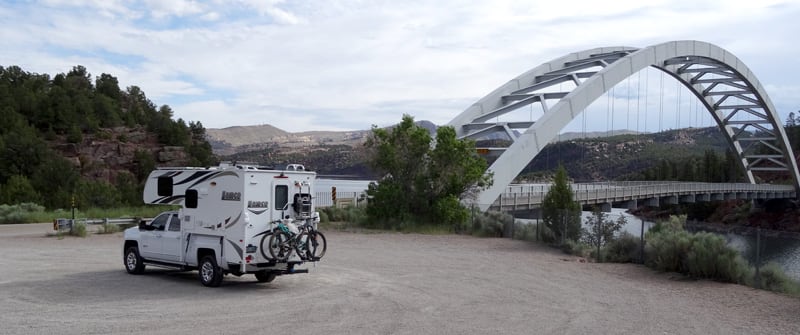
[126,252,137,270]
[201,262,214,282]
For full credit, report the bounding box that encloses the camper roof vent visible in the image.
[286,164,305,171]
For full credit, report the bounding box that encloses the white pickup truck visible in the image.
[123,163,322,287]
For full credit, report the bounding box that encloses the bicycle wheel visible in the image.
[259,231,274,260]
[268,231,293,262]
[308,231,327,260]
[295,231,311,260]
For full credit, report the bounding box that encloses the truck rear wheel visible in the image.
[255,271,277,283]
[199,255,224,287]
[124,247,145,274]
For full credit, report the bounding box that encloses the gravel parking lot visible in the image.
[0,223,798,334]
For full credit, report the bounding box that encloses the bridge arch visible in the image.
[449,40,800,210]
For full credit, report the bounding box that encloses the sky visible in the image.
[1,0,799,133]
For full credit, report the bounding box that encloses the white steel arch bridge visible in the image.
[449,40,800,211]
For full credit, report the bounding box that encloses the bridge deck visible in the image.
[490,181,796,211]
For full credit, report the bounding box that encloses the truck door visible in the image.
[140,213,170,260]
[161,214,183,262]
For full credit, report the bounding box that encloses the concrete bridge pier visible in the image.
[613,200,638,210]
[661,196,678,206]
[642,197,659,207]
[583,203,612,212]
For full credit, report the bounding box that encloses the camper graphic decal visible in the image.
[224,212,243,229]
[221,191,241,201]
[173,171,214,186]
[226,239,244,259]
[247,200,269,215]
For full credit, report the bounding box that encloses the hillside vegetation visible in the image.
[0,65,215,209]
[221,125,745,182]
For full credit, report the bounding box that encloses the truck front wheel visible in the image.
[199,255,224,287]
[124,247,145,274]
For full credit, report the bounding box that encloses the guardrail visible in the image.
[53,217,147,231]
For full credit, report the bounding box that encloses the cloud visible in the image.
[1,0,798,132]
[142,0,204,18]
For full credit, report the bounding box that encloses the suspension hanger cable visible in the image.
[611,86,616,136]
[636,70,642,134]
[659,71,664,131]
[644,67,649,133]
[627,75,631,132]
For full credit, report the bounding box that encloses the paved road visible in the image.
[0,223,798,334]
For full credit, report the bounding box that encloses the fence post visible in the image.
[754,227,761,289]
[639,218,645,264]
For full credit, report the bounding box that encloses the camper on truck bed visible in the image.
[123,163,325,287]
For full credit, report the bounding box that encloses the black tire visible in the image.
[295,231,310,260]
[259,231,274,260]
[255,271,277,283]
[308,231,327,260]
[124,246,145,274]
[199,255,224,287]
[268,231,293,262]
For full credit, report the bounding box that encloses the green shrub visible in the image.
[645,226,693,272]
[97,222,120,234]
[562,239,591,257]
[69,221,87,237]
[320,206,367,226]
[645,215,750,284]
[603,232,641,263]
[467,211,510,237]
[0,202,46,224]
[432,195,469,227]
[317,210,329,223]
[757,263,800,295]
[646,214,686,236]
[512,222,536,241]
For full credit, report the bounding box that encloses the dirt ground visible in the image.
[0,223,798,335]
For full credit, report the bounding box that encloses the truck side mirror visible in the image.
[138,220,147,230]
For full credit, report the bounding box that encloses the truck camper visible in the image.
[123,162,325,287]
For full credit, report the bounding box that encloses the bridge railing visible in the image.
[493,182,796,210]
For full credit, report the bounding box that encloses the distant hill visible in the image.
[557,129,644,141]
[214,118,746,182]
[207,120,437,156]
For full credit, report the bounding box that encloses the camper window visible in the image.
[275,185,288,210]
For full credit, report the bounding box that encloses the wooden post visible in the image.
[639,218,645,264]
[755,227,761,289]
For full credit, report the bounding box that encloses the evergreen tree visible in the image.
[541,164,581,243]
